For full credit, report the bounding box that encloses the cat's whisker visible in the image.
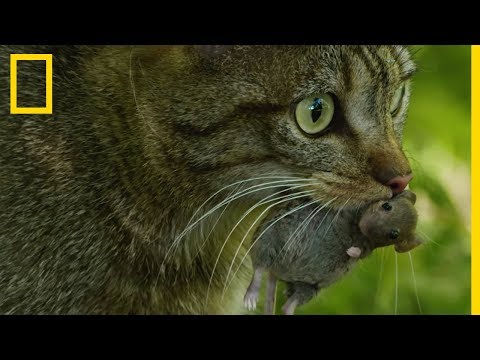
[205,189,315,305]
[313,207,333,234]
[166,181,318,266]
[282,198,337,257]
[184,174,312,230]
[160,178,307,283]
[317,196,352,244]
[354,203,362,218]
[281,202,324,255]
[204,184,316,279]
[188,183,244,265]
[394,251,399,315]
[277,204,334,261]
[220,192,318,296]
[163,178,317,265]
[221,197,324,298]
[179,176,312,237]
[174,177,315,243]
[294,203,327,249]
[277,194,345,265]
[408,252,423,314]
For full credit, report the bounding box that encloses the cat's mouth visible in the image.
[307,172,392,210]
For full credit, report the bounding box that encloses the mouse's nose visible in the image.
[386,173,413,194]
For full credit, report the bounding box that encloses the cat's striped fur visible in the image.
[0,46,414,314]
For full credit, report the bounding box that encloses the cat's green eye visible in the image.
[390,83,406,116]
[295,94,335,135]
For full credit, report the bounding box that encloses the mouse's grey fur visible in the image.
[245,190,421,314]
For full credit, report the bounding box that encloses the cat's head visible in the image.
[135,45,415,209]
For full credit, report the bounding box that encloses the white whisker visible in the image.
[311,196,351,254]
[183,175,311,234]
[206,189,315,305]
[313,207,334,234]
[408,252,423,314]
[282,197,337,257]
[222,193,317,292]
[394,251,398,315]
[189,183,244,264]
[222,197,325,297]
[164,178,316,265]
[174,178,315,243]
[282,202,324,253]
[373,247,385,312]
[418,229,442,247]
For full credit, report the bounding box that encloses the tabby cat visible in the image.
[0,45,414,314]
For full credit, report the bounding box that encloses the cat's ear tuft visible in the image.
[194,45,233,59]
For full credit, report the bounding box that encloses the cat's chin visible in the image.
[308,173,392,210]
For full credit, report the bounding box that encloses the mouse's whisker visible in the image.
[418,229,442,248]
[408,251,423,314]
[394,251,399,315]
[372,247,386,313]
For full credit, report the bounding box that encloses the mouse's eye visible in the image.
[382,202,392,211]
[389,229,400,240]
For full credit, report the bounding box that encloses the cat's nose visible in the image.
[386,173,413,194]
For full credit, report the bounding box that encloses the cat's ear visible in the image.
[193,45,233,59]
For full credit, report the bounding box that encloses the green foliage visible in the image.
[256,46,471,315]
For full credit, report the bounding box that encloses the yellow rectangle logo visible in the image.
[10,54,53,114]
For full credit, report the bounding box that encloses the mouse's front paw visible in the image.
[346,246,362,258]
[244,290,259,311]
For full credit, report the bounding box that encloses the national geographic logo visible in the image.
[10,54,53,114]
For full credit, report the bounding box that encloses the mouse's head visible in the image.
[359,190,422,252]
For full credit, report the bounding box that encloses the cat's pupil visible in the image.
[309,98,323,123]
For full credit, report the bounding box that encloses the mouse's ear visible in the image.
[398,190,417,205]
[193,45,233,59]
[413,233,424,246]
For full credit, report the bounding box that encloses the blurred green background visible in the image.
[258,46,471,315]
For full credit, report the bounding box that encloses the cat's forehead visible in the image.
[224,45,415,101]
[306,45,415,92]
